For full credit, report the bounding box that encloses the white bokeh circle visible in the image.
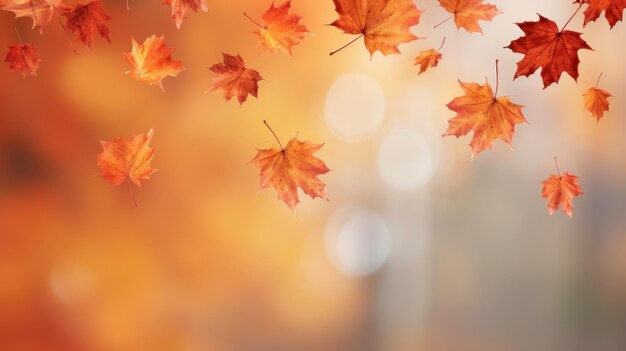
[324,73,385,142]
[377,129,436,191]
[325,205,392,277]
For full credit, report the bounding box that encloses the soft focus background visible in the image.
[1,0,625,350]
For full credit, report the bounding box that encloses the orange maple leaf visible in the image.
[329,0,423,56]
[414,49,442,75]
[208,53,262,105]
[541,157,583,218]
[245,0,310,56]
[582,73,612,122]
[62,0,111,48]
[123,35,185,91]
[0,0,68,33]
[443,60,526,158]
[437,0,500,33]
[97,129,157,207]
[162,0,207,29]
[506,14,592,89]
[576,0,626,28]
[414,37,446,75]
[251,121,329,212]
[5,42,41,77]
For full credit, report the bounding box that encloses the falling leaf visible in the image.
[414,37,446,75]
[414,49,442,75]
[582,74,612,122]
[163,0,207,29]
[329,0,423,56]
[443,61,526,158]
[576,0,626,28]
[0,0,68,33]
[96,129,157,207]
[62,0,111,48]
[208,53,262,105]
[506,14,592,89]
[437,0,500,33]
[247,0,310,56]
[123,35,185,91]
[541,158,583,218]
[5,42,41,77]
[251,121,329,212]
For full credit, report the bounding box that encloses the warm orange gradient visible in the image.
[1,1,626,350]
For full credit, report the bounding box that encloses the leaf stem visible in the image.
[554,156,561,176]
[243,12,264,28]
[437,36,447,51]
[494,59,500,97]
[127,178,138,207]
[329,34,363,56]
[433,15,453,29]
[57,17,78,55]
[14,28,23,45]
[595,72,603,88]
[263,120,283,149]
[561,3,582,32]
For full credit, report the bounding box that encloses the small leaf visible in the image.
[62,0,111,48]
[250,0,310,56]
[414,48,442,75]
[541,158,583,218]
[0,0,69,33]
[5,42,42,77]
[329,0,423,56]
[251,121,329,212]
[208,53,262,105]
[438,0,501,33]
[123,35,185,91]
[162,0,207,29]
[576,0,626,28]
[97,129,158,207]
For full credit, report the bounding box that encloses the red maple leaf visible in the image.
[5,42,41,77]
[577,0,626,28]
[208,53,262,105]
[62,0,111,48]
[506,14,592,88]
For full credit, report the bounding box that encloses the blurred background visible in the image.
[1,0,625,350]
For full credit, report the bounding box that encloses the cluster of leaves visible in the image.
[3,0,624,217]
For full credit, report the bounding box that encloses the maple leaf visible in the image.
[5,42,41,77]
[414,37,446,75]
[123,35,185,91]
[541,157,583,218]
[0,0,69,33]
[414,49,442,74]
[329,0,423,56]
[97,129,157,207]
[506,14,592,89]
[62,0,111,48]
[437,0,500,33]
[443,60,526,158]
[251,121,329,212]
[576,0,626,28]
[582,73,612,122]
[245,0,310,56]
[163,0,207,29]
[208,53,262,105]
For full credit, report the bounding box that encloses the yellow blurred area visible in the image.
[1,0,626,350]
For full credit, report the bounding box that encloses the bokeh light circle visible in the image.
[324,73,386,142]
[325,206,392,277]
[377,129,436,191]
